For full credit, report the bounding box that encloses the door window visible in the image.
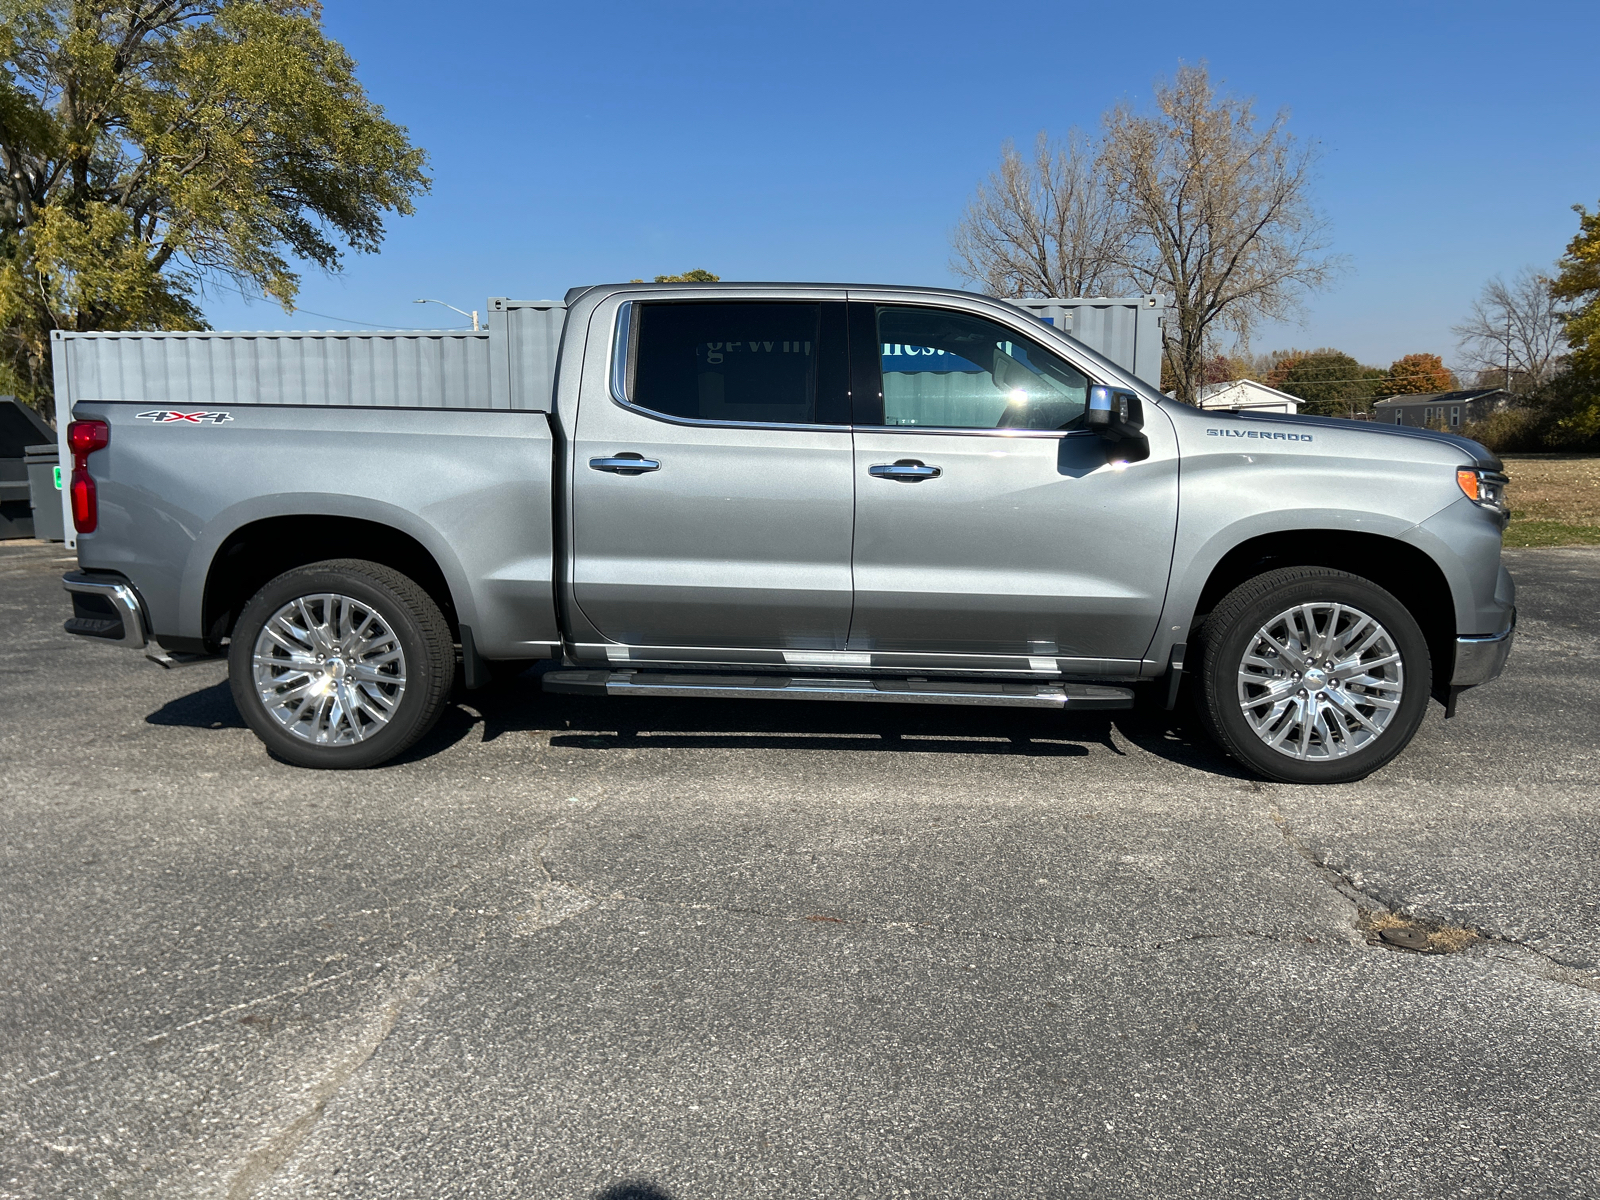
[870,306,1089,431]
[624,301,848,425]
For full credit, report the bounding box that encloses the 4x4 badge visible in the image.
[135,410,233,424]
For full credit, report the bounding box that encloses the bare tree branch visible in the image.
[1100,63,1341,404]
[1452,268,1567,392]
[950,130,1131,299]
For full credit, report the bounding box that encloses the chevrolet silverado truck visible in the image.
[52,282,1515,783]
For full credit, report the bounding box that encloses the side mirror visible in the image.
[1085,386,1144,442]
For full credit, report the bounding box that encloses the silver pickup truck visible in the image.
[52,282,1515,783]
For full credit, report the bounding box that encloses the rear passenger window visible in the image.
[627,302,845,425]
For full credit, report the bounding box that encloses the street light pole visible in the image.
[413,298,481,331]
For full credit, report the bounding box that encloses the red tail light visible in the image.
[68,420,110,456]
[70,469,98,532]
[66,420,110,534]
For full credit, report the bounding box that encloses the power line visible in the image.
[1217,374,1470,386]
[202,279,458,330]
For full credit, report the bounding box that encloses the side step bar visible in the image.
[543,670,1134,711]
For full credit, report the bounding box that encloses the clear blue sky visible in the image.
[200,0,1600,370]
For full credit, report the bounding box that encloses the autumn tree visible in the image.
[1384,353,1456,395]
[1548,201,1600,438]
[0,1,429,416]
[1453,267,1567,393]
[1552,203,1600,377]
[950,131,1130,297]
[1100,63,1339,405]
[951,64,1337,404]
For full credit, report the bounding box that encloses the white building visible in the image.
[1194,379,1301,415]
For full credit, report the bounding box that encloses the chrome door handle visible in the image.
[869,460,941,482]
[589,454,661,475]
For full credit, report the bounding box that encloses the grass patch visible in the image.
[1501,454,1600,547]
[1504,520,1600,548]
[1357,909,1478,954]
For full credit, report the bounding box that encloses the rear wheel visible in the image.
[1195,567,1431,784]
[228,559,454,769]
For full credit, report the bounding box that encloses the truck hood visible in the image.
[1179,408,1503,472]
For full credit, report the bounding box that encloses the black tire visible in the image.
[228,559,454,769]
[1194,567,1432,784]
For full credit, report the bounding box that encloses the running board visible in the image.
[543,670,1134,710]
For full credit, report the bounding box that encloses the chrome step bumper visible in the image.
[62,572,148,648]
[543,670,1135,710]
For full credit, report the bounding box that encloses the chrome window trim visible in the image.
[607,299,851,434]
[852,425,1097,441]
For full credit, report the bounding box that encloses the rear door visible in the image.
[845,299,1179,670]
[569,296,856,653]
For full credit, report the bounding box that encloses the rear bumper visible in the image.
[62,572,148,648]
[1450,612,1514,688]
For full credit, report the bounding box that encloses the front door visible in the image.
[570,297,856,652]
[846,301,1179,668]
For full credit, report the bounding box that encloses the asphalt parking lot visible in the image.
[2,540,1598,1199]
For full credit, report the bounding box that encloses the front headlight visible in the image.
[1457,468,1509,514]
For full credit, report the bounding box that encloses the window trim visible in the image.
[847,299,1105,438]
[607,299,851,432]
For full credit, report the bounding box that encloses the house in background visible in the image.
[1372,388,1512,430]
[1195,379,1301,415]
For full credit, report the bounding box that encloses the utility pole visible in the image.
[1497,315,1510,395]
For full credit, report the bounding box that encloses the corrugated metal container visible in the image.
[50,303,569,549]
[50,302,568,418]
[486,299,567,412]
[1004,295,1167,388]
[49,293,1162,425]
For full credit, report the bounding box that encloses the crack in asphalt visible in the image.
[224,960,446,1200]
[11,967,363,1091]
[520,814,1600,991]
[522,825,1344,955]
[1269,806,1600,995]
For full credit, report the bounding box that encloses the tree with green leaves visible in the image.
[0,1,429,416]
[1264,348,1385,417]
[1553,202,1600,377]
[631,269,720,283]
[1550,202,1600,440]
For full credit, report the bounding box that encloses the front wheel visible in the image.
[1194,567,1432,784]
[228,559,454,769]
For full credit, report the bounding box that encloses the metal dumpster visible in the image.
[26,443,64,541]
[1,397,56,539]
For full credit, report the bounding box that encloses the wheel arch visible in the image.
[1188,530,1456,697]
[193,503,469,653]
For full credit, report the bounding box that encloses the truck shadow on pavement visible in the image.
[145,679,246,730]
[593,1184,674,1200]
[143,673,1251,778]
[410,671,1251,777]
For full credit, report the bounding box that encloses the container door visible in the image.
[846,302,1178,665]
[570,299,855,652]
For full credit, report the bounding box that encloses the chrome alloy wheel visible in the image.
[251,593,408,745]
[1235,602,1404,761]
